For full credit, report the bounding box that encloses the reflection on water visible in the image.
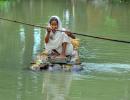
[63,9,70,28]
[42,73,73,100]
[19,25,25,44]
[16,72,23,100]
[0,0,10,12]
[32,27,41,59]
[16,26,42,100]
[90,0,109,7]
[19,25,25,64]
[41,62,130,100]
[0,0,130,100]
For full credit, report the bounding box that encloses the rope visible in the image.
[73,32,130,44]
[0,17,47,29]
[0,17,130,44]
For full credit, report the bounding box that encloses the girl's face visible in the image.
[50,20,58,30]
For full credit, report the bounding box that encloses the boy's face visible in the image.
[50,20,58,30]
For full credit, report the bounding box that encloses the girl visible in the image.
[44,16,74,59]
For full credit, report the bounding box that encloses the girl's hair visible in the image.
[49,17,58,25]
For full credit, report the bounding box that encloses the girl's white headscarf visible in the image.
[45,16,71,54]
[49,16,62,30]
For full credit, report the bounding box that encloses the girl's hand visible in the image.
[46,26,52,33]
[65,31,76,39]
[66,31,71,35]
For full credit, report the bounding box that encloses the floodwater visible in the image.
[0,0,130,100]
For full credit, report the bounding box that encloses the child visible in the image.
[44,16,74,59]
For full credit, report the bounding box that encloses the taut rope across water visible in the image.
[0,17,130,44]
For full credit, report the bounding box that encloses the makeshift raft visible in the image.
[30,50,83,72]
[30,39,84,72]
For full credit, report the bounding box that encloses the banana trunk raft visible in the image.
[30,49,84,72]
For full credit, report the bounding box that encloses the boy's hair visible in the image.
[49,17,58,25]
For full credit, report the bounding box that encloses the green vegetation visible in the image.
[111,0,129,3]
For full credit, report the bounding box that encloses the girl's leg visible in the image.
[61,42,67,57]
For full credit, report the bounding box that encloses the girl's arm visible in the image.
[61,42,67,56]
[45,27,51,43]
